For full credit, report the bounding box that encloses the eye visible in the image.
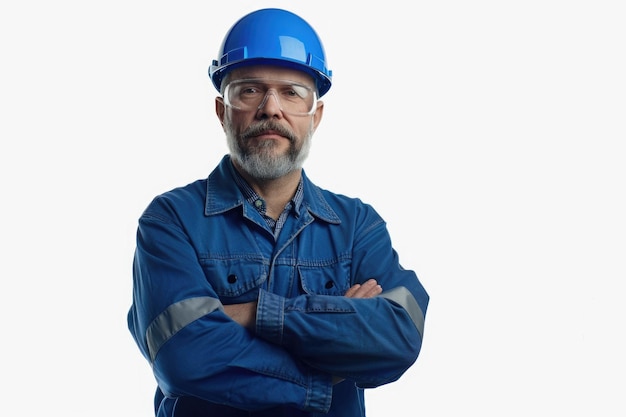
[282,84,309,99]
[239,85,263,96]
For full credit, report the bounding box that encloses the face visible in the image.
[216,65,324,180]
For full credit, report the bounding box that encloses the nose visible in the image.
[256,90,283,118]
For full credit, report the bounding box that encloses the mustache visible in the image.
[240,121,297,142]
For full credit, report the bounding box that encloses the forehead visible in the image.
[228,65,314,86]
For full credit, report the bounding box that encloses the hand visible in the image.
[343,278,382,299]
[223,301,257,330]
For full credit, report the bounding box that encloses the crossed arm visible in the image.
[223,278,383,330]
[223,278,383,385]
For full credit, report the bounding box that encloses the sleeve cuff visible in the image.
[256,289,333,413]
[304,368,333,412]
[256,289,285,345]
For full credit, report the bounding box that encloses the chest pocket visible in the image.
[297,259,351,296]
[199,256,268,303]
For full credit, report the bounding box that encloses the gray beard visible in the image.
[224,118,313,180]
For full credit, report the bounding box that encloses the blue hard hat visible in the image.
[209,8,333,97]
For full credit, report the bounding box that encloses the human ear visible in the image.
[312,100,324,130]
[215,96,226,127]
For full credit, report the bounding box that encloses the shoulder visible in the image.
[303,174,384,227]
[142,179,207,220]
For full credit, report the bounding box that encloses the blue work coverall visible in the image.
[128,155,429,416]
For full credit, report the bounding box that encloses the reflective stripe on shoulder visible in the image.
[379,287,425,338]
[146,296,223,362]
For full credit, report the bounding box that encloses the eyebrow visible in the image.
[232,78,314,89]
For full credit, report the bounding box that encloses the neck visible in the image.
[234,162,302,220]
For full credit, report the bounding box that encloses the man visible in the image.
[128,8,429,416]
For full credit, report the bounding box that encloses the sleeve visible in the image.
[255,210,429,388]
[127,201,333,413]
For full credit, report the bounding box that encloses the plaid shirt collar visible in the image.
[230,161,304,234]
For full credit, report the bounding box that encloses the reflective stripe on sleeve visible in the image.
[146,296,224,362]
[379,287,425,338]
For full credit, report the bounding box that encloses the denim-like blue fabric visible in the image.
[128,155,429,416]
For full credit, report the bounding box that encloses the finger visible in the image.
[349,279,382,298]
[344,284,361,298]
[365,284,383,297]
[358,279,382,298]
[362,284,383,298]
[359,278,379,292]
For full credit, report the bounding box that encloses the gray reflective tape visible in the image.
[146,296,223,362]
[379,287,425,337]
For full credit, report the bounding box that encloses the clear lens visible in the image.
[223,79,317,116]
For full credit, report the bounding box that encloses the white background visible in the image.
[1,1,625,416]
